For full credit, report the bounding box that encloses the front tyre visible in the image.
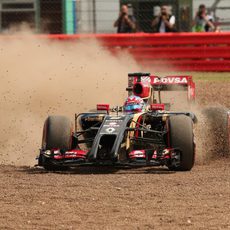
[41,116,73,170]
[42,116,73,150]
[168,115,195,171]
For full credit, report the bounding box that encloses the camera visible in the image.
[122,12,127,17]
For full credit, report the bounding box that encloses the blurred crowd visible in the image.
[193,4,220,32]
[114,4,220,33]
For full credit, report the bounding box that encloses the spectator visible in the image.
[151,5,176,33]
[193,4,215,32]
[114,5,136,33]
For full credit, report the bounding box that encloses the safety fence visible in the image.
[42,32,230,72]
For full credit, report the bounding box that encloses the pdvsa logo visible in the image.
[153,77,188,84]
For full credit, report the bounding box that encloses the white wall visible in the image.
[77,0,93,33]
[77,0,119,33]
[96,0,119,33]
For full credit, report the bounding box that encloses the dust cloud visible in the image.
[0,31,228,167]
[193,105,230,165]
[0,32,140,166]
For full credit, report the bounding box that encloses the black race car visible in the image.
[38,72,197,171]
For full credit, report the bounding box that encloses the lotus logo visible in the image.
[106,127,115,133]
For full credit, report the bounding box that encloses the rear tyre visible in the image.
[42,116,73,170]
[168,115,195,171]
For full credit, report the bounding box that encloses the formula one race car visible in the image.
[38,72,197,171]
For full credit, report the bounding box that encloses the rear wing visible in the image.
[127,72,195,102]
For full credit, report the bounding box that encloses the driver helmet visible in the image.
[124,95,146,113]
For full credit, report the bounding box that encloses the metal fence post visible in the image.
[93,0,96,33]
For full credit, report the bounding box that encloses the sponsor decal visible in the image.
[103,120,121,127]
[103,122,119,128]
[108,122,117,126]
[153,77,188,84]
[141,76,151,82]
[109,116,122,120]
[106,127,115,133]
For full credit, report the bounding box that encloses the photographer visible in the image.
[152,5,176,33]
[193,4,215,32]
[114,5,136,33]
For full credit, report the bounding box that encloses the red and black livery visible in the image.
[38,72,197,171]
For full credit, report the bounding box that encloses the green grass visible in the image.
[190,72,230,81]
